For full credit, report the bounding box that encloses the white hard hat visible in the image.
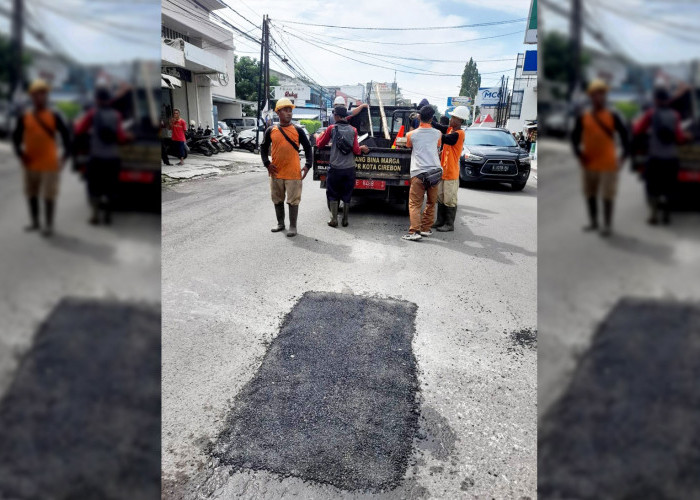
[333,96,346,107]
[190,119,196,126]
[451,106,470,121]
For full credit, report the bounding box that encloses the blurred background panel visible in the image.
[538,0,700,498]
[0,1,162,499]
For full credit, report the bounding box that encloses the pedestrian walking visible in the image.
[12,79,71,237]
[432,106,468,232]
[260,97,313,237]
[74,87,130,225]
[169,109,187,166]
[571,79,630,237]
[633,87,690,225]
[402,105,443,241]
[315,106,370,227]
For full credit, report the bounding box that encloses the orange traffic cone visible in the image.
[391,125,405,149]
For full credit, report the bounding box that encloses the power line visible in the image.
[275,25,513,78]
[273,17,526,30]
[275,23,517,64]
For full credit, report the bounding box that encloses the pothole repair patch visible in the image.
[212,291,420,492]
[0,298,161,500]
[539,298,700,499]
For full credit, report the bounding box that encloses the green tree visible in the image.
[542,31,591,85]
[459,57,481,101]
[234,55,279,106]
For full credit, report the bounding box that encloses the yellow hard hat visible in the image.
[28,79,50,94]
[587,78,609,95]
[275,97,295,112]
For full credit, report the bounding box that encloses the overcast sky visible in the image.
[542,0,700,65]
[0,0,160,64]
[223,0,534,111]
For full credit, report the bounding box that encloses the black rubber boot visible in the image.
[583,197,598,231]
[25,197,40,231]
[647,197,659,225]
[42,199,55,237]
[328,201,339,227]
[287,204,298,237]
[601,199,613,237]
[432,202,446,228]
[342,202,349,227]
[271,203,285,232]
[437,206,456,232]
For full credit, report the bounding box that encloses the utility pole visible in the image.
[10,0,24,107]
[569,0,582,100]
[256,15,267,151]
[263,14,270,119]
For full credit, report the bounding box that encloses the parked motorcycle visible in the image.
[238,134,256,152]
[186,125,213,156]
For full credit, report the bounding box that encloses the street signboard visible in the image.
[475,87,503,107]
[525,0,537,44]
[447,96,472,106]
[523,50,537,75]
[273,84,311,101]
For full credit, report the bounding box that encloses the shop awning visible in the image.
[161,74,181,89]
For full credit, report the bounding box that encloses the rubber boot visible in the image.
[103,198,112,226]
[583,197,598,231]
[432,202,446,228]
[25,197,40,231]
[647,197,659,225]
[660,196,671,225]
[42,199,55,237]
[328,201,339,227]
[342,202,349,227]
[271,203,285,232]
[88,197,100,225]
[437,206,456,232]
[287,204,298,237]
[601,199,613,237]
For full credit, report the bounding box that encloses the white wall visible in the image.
[209,45,236,100]
[507,86,537,133]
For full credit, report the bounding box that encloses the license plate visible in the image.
[355,179,386,190]
[492,164,510,172]
[119,170,155,183]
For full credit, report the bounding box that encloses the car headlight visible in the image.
[463,149,484,162]
[519,156,531,165]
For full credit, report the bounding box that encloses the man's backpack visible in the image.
[332,124,355,155]
[653,110,676,146]
[95,109,118,144]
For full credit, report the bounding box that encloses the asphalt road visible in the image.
[162,159,537,499]
[0,140,161,498]
[538,138,700,416]
[0,141,161,396]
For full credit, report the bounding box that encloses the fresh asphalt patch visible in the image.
[0,298,161,500]
[539,298,700,499]
[212,291,420,492]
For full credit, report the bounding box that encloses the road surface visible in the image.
[538,138,700,416]
[162,157,538,499]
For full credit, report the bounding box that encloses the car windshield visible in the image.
[464,130,517,147]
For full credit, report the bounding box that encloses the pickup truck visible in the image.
[313,105,418,210]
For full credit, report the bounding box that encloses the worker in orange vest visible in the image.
[571,79,630,237]
[432,106,469,231]
[12,79,71,237]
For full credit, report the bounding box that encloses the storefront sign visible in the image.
[273,84,310,101]
[475,87,503,107]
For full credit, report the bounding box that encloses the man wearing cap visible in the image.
[260,97,313,237]
[432,106,468,232]
[571,79,630,237]
[332,95,370,133]
[12,79,71,237]
[315,106,370,227]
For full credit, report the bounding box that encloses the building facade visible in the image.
[507,52,538,133]
[161,0,245,129]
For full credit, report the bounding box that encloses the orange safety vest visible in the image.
[22,110,60,172]
[440,127,465,180]
[581,110,618,172]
